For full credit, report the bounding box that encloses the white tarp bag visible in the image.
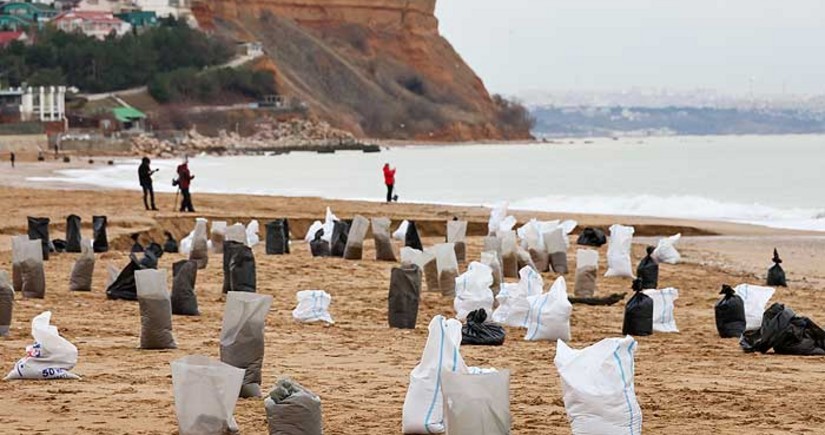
[225,223,248,245]
[136,269,177,349]
[188,218,209,269]
[643,288,679,333]
[402,315,467,434]
[304,220,323,242]
[605,224,635,278]
[171,355,245,435]
[499,230,519,278]
[433,243,459,297]
[210,221,227,253]
[525,276,572,341]
[652,233,681,264]
[321,207,339,243]
[5,311,80,380]
[220,292,273,398]
[574,249,600,298]
[480,251,503,294]
[246,220,261,247]
[453,262,495,322]
[544,226,569,274]
[292,290,334,324]
[441,369,511,435]
[492,266,544,327]
[734,284,775,331]
[404,247,439,293]
[393,220,410,241]
[180,217,208,256]
[560,220,579,248]
[554,336,642,435]
[488,202,517,235]
[447,220,468,262]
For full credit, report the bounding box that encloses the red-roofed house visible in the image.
[0,31,28,47]
[51,10,131,39]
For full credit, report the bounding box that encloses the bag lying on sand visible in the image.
[292,290,334,324]
[92,215,108,253]
[740,303,825,355]
[525,276,572,342]
[623,279,653,336]
[210,221,227,254]
[480,251,503,295]
[652,233,681,264]
[447,220,468,263]
[19,238,45,299]
[403,247,439,293]
[65,214,82,253]
[716,285,746,338]
[574,249,599,298]
[393,219,410,241]
[554,336,642,435]
[766,249,787,287]
[492,267,544,327]
[5,311,80,380]
[0,272,13,337]
[171,260,199,316]
[27,216,51,261]
[433,243,459,297]
[171,355,244,435]
[309,229,331,257]
[569,293,626,306]
[545,227,569,274]
[343,215,369,260]
[136,269,176,350]
[220,291,273,397]
[405,220,423,251]
[462,308,505,346]
[636,246,659,290]
[106,257,145,301]
[605,224,635,278]
[265,378,323,435]
[499,231,519,278]
[402,315,467,434]
[330,221,349,257]
[163,231,179,253]
[441,369,511,435]
[388,264,421,329]
[265,219,289,255]
[643,287,679,333]
[69,239,95,291]
[372,217,397,262]
[734,284,775,331]
[189,218,209,269]
[576,227,607,247]
[52,239,67,253]
[454,262,495,322]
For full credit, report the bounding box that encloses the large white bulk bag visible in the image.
[734,284,775,331]
[441,369,511,435]
[304,220,323,242]
[393,220,410,241]
[492,266,544,327]
[433,243,459,297]
[5,311,80,380]
[643,288,679,333]
[171,355,245,435]
[321,207,338,243]
[402,315,467,434]
[525,276,572,341]
[488,202,513,235]
[453,262,494,322]
[554,336,642,435]
[604,224,635,278]
[652,233,681,264]
[292,290,334,324]
[246,220,261,247]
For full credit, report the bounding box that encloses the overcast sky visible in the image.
[435,0,825,97]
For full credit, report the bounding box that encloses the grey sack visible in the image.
[220,292,273,398]
[265,378,323,435]
[388,264,421,329]
[171,260,199,316]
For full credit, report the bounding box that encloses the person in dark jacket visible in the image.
[138,157,158,211]
[10,152,15,168]
[383,163,396,203]
[176,158,195,212]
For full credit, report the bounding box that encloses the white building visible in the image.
[134,0,191,19]
[52,10,132,40]
[1,86,67,122]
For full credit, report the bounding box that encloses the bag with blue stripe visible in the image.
[642,288,679,333]
[554,336,642,435]
[524,276,572,342]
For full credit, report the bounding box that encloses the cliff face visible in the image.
[202,0,531,141]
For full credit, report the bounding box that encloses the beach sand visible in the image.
[0,174,824,434]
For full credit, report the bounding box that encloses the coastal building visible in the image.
[0,2,59,22]
[74,0,131,13]
[51,10,132,39]
[134,0,192,19]
[0,30,28,47]
[0,15,30,31]
[115,10,158,29]
[0,86,67,123]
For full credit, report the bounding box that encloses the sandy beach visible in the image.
[1,162,825,434]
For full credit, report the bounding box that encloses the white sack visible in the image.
[652,233,681,264]
[171,355,245,435]
[453,262,495,322]
[734,284,775,331]
[643,288,680,333]
[492,266,544,327]
[604,224,635,278]
[292,290,334,324]
[5,311,80,380]
[441,370,511,435]
[524,276,572,342]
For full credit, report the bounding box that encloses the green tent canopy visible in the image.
[112,107,146,123]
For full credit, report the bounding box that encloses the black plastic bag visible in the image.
[131,233,144,253]
[65,214,82,253]
[637,246,659,290]
[740,303,825,355]
[27,216,51,261]
[330,221,349,257]
[163,231,179,253]
[52,239,67,253]
[106,258,143,301]
[309,229,330,257]
[622,279,653,336]
[223,241,256,293]
[265,219,289,255]
[715,284,746,338]
[461,309,505,346]
[405,220,423,251]
[576,227,607,247]
[766,249,787,287]
[171,260,199,316]
[138,243,164,269]
[388,264,421,329]
[93,215,109,253]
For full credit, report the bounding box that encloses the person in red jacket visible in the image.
[176,158,195,212]
[383,163,396,203]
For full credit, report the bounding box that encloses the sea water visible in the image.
[31,134,825,231]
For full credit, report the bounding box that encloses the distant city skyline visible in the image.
[435,0,825,97]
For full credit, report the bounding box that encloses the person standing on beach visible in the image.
[176,158,195,212]
[10,152,14,168]
[383,163,396,203]
[138,157,159,211]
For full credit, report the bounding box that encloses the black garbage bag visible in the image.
[766,249,787,287]
[622,279,653,336]
[309,229,330,258]
[130,233,144,253]
[740,303,825,355]
[52,239,67,253]
[65,214,82,253]
[388,263,421,329]
[576,227,607,247]
[568,293,626,306]
[163,231,179,253]
[223,241,256,293]
[461,309,505,346]
[329,220,349,257]
[171,260,199,316]
[637,246,659,289]
[137,243,164,269]
[265,378,323,435]
[715,284,746,338]
[27,216,51,261]
[106,257,144,301]
[405,220,423,251]
[92,215,109,253]
[265,219,289,255]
